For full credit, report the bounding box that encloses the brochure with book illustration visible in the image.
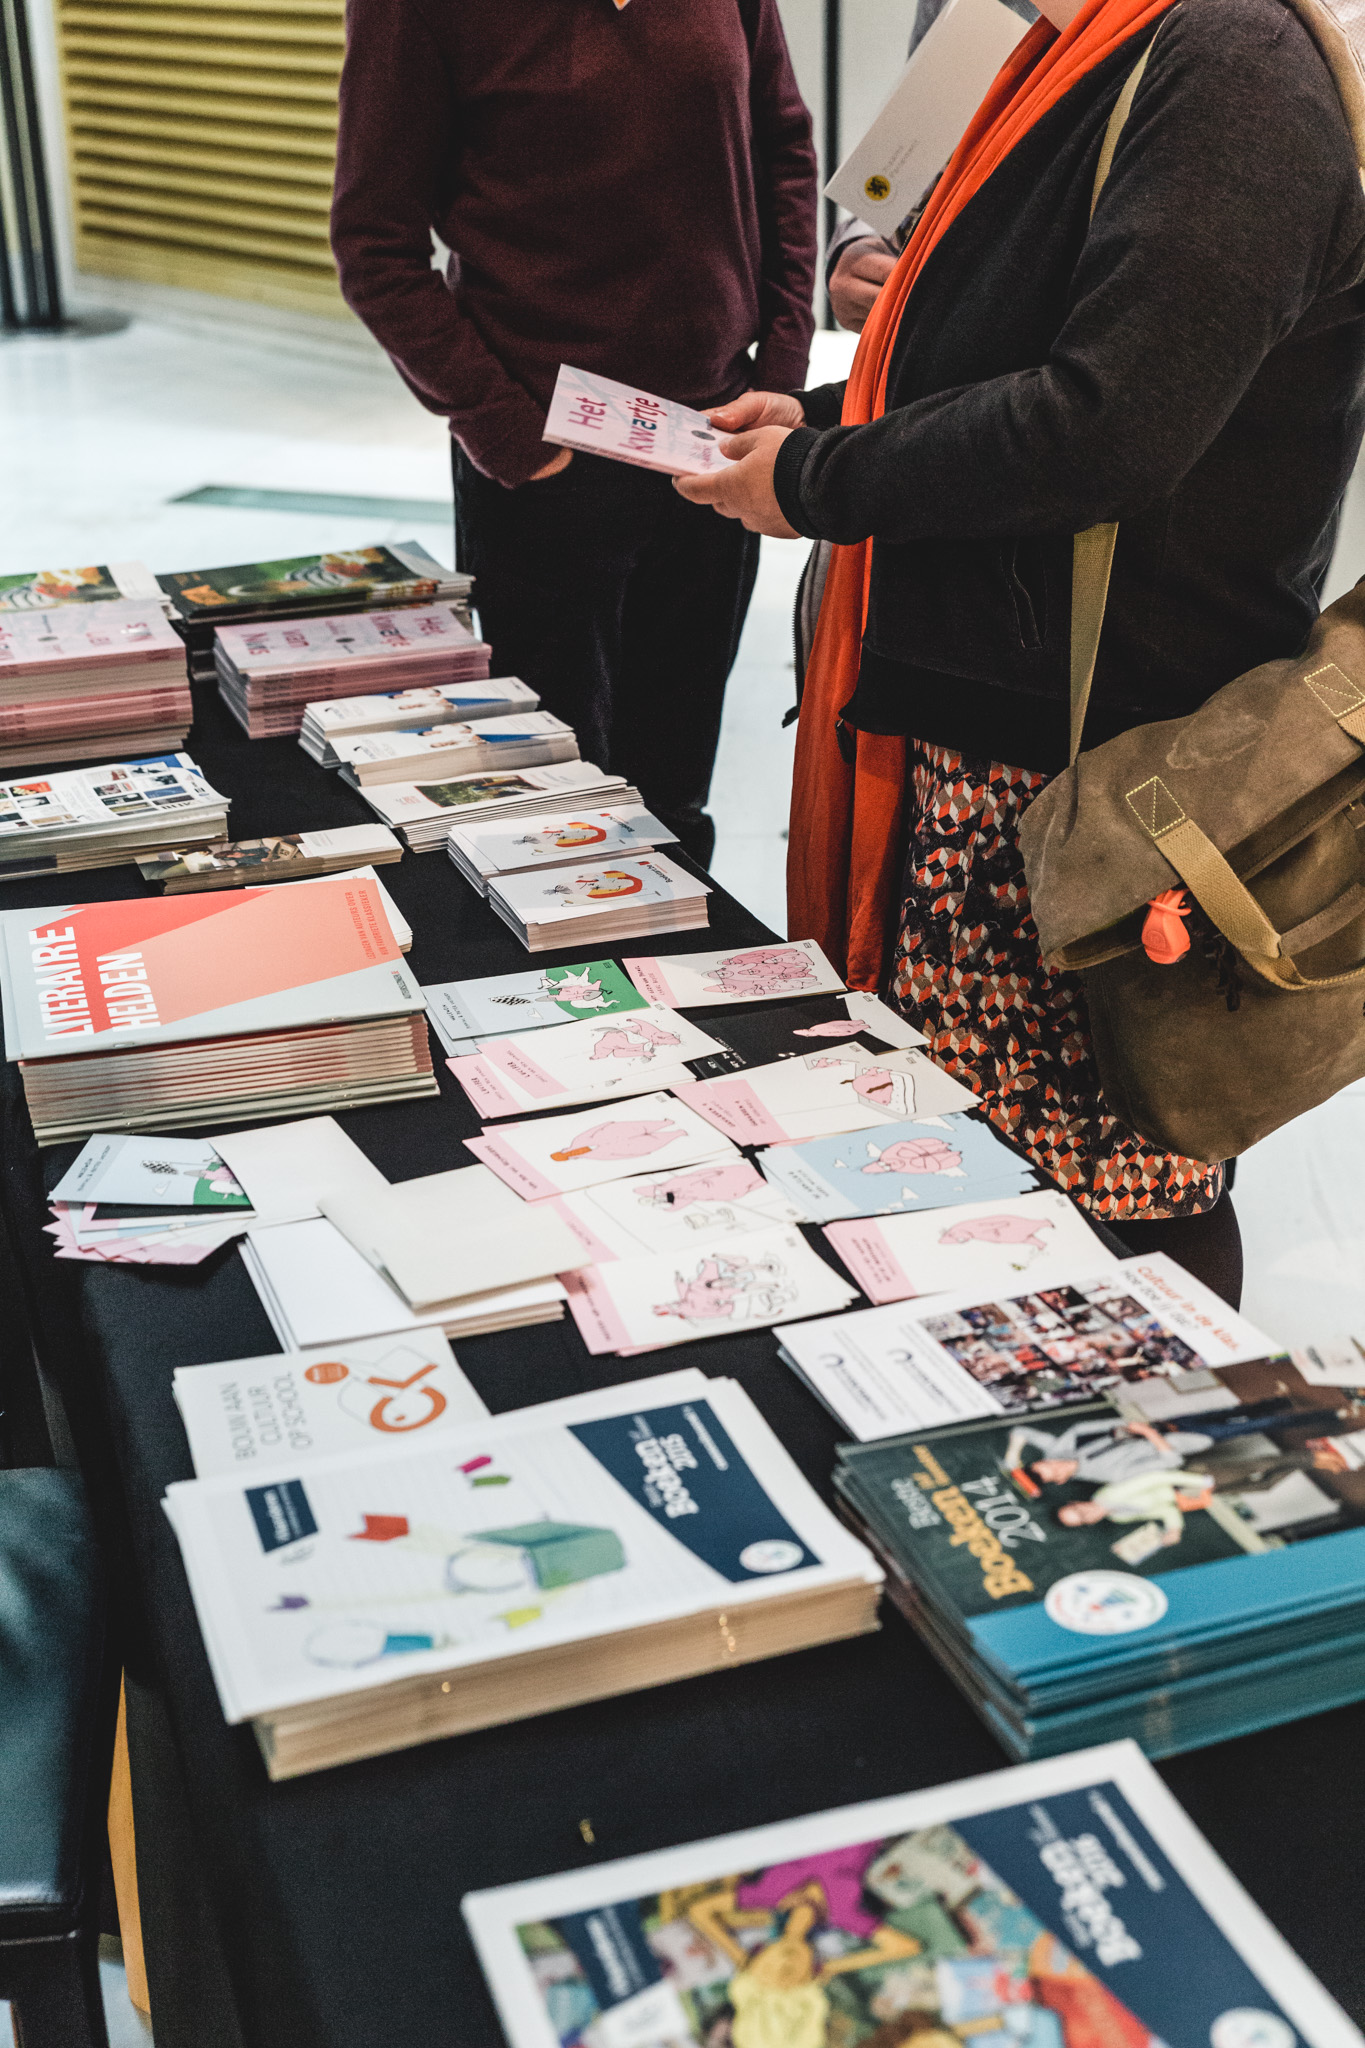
[138,824,401,892]
[447,1007,726,1120]
[159,540,467,627]
[825,0,1031,222]
[361,764,638,851]
[0,562,164,612]
[448,805,676,894]
[465,1092,739,1201]
[422,960,649,1057]
[162,1376,882,1775]
[544,366,732,477]
[463,1739,1363,2048]
[624,937,845,1008]
[758,1110,1034,1220]
[299,676,539,761]
[332,711,579,789]
[834,1338,1365,1758]
[676,1048,977,1147]
[824,1190,1116,1304]
[489,851,711,950]
[0,754,229,878]
[688,992,927,1080]
[173,1330,489,1476]
[50,1131,250,1210]
[779,1253,1274,1444]
[565,1225,858,1355]
[543,1158,805,1263]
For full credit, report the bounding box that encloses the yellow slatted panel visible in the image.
[56,0,352,315]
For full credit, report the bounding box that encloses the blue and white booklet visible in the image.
[463,1738,1361,2048]
[758,1110,1035,1220]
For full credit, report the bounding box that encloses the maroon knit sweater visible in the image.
[331,0,818,487]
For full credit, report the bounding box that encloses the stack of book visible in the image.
[0,872,437,1142]
[298,678,539,764]
[137,822,401,892]
[0,601,191,770]
[0,755,229,881]
[159,541,472,683]
[360,764,642,851]
[463,1738,1357,2048]
[447,804,675,895]
[161,1368,883,1777]
[215,601,492,739]
[0,561,166,613]
[488,851,711,951]
[332,711,578,790]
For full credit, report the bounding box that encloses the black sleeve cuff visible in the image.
[774,426,822,538]
[792,382,847,431]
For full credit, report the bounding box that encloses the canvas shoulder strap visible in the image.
[1067,34,1161,765]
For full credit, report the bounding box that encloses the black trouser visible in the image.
[454,445,761,866]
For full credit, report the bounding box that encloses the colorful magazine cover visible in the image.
[159,541,453,618]
[462,1740,1360,2048]
[0,562,161,611]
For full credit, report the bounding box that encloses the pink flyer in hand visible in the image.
[543,366,732,477]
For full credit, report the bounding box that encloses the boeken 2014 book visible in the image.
[0,875,436,1141]
[463,1739,1362,2048]
[162,1375,883,1776]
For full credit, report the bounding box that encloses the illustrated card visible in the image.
[756,1112,1033,1221]
[674,1049,977,1146]
[565,1226,858,1353]
[448,1008,725,1119]
[464,1092,739,1200]
[624,938,845,1008]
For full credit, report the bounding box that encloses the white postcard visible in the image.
[544,366,731,477]
[211,1116,390,1229]
[542,1158,806,1262]
[421,960,648,1055]
[566,1226,858,1354]
[465,1092,738,1201]
[675,1048,977,1146]
[824,1190,1119,1303]
[490,852,710,929]
[624,938,845,1008]
[50,1130,250,1209]
[448,1007,725,1119]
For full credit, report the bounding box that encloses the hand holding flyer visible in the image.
[543,367,733,478]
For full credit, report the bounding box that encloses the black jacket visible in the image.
[773,0,1365,773]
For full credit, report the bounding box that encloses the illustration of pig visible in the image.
[861,1135,963,1176]
[703,947,818,999]
[637,1162,759,1210]
[588,1018,682,1061]
[939,1214,1054,1249]
[549,1118,684,1162]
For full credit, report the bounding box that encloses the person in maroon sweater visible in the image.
[331,0,817,863]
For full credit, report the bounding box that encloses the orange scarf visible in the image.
[787,0,1174,989]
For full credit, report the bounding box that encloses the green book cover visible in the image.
[157,541,448,620]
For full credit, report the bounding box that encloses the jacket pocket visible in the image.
[1003,541,1048,653]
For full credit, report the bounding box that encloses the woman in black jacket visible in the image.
[679,0,1365,1305]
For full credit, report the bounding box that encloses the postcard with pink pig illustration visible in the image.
[447,1007,725,1119]
[757,1111,1034,1221]
[564,1226,858,1354]
[674,1048,977,1149]
[824,1191,1117,1304]
[464,1092,740,1201]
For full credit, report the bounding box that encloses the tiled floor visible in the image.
[2,304,1363,2038]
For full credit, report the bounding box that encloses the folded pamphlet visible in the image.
[462,1738,1362,2048]
[173,1329,488,1476]
[421,959,649,1057]
[544,365,732,477]
[447,1006,726,1119]
[299,676,539,762]
[778,1253,1275,1443]
[825,1190,1116,1303]
[565,1225,859,1354]
[162,1374,882,1775]
[676,1047,977,1146]
[624,936,845,1007]
[757,1110,1033,1219]
[210,1115,391,1228]
[360,763,638,851]
[543,1158,804,1262]
[465,1091,739,1200]
[333,710,579,789]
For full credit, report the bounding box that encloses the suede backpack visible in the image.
[1018,16,1365,1163]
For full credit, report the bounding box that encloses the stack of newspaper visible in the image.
[0,755,229,880]
[161,1366,883,1777]
[159,541,472,683]
[298,677,540,764]
[0,601,191,770]
[359,763,642,851]
[0,872,437,1142]
[333,712,578,790]
[446,804,675,894]
[215,600,492,738]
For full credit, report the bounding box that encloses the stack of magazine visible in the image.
[159,541,472,683]
[446,804,676,895]
[360,764,642,851]
[298,677,539,764]
[137,822,401,892]
[215,601,492,738]
[0,601,191,770]
[462,1737,1361,2048]
[488,851,711,951]
[0,561,167,613]
[332,711,578,789]
[0,872,437,1141]
[161,1367,883,1778]
[0,754,229,881]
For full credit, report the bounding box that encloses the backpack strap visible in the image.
[1067,33,1162,766]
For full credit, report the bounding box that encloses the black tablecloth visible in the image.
[3,679,1363,2048]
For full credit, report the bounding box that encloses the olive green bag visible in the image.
[1017,32,1365,1165]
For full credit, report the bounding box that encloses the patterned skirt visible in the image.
[890,740,1223,1223]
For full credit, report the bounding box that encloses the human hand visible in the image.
[707,391,805,434]
[527,446,574,481]
[674,425,800,537]
[829,238,897,332]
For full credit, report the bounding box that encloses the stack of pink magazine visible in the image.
[214,602,492,738]
[0,600,191,771]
